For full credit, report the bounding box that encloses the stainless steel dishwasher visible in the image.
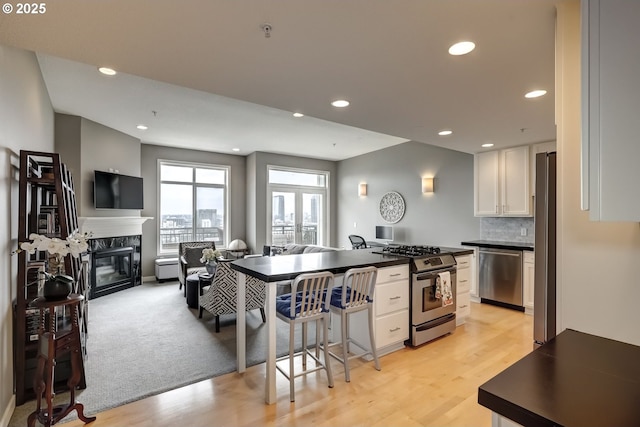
[478,248,523,311]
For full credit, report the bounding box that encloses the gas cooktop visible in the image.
[374,245,445,257]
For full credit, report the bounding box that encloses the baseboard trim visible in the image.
[142,275,157,283]
[1,394,15,427]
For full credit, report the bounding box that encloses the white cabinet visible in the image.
[474,146,531,217]
[523,251,535,315]
[335,264,409,356]
[582,0,640,221]
[491,413,524,427]
[475,150,500,216]
[455,254,473,325]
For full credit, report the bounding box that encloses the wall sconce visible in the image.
[422,177,434,193]
[358,183,368,197]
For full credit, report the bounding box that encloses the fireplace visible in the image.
[89,235,141,299]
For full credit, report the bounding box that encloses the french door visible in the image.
[268,187,325,246]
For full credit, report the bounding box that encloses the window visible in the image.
[158,161,229,254]
[267,166,329,247]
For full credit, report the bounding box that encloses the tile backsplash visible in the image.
[480,217,534,244]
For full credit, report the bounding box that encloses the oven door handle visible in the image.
[415,267,455,281]
[415,313,456,331]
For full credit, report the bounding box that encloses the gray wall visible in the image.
[336,141,480,248]
[245,152,338,252]
[56,114,141,217]
[0,45,54,426]
[140,144,247,276]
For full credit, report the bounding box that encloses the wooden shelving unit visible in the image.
[14,150,89,405]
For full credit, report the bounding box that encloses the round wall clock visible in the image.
[379,191,406,223]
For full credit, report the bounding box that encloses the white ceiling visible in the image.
[0,0,558,160]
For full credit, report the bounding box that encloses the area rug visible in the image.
[9,280,307,426]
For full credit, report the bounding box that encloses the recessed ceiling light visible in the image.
[448,41,476,56]
[525,89,547,98]
[331,100,350,108]
[98,67,117,76]
[136,124,148,130]
[438,130,453,136]
[482,143,494,148]
[293,112,304,118]
[232,148,240,152]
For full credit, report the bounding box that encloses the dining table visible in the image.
[230,249,408,404]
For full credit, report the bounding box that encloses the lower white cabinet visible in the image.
[455,254,473,325]
[331,264,409,356]
[523,251,535,314]
[492,413,524,427]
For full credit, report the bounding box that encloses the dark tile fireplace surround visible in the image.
[89,235,141,299]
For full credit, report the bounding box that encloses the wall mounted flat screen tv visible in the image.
[94,170,144,209]
[375,225,394,241]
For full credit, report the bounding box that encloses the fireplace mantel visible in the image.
[78,217,152,239]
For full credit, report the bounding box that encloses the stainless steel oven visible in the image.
[410,255,457,346]
[374,246,458,347]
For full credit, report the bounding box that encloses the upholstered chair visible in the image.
[178,241,216,294]
[198,260,266,332]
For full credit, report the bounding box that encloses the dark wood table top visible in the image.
[230,250,409,282]
[478,329,640,427]
[30,293,83,308]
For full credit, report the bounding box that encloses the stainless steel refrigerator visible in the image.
[533,151,557,348]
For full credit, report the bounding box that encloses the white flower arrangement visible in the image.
[17,231,92,285]
[200,248,221,264]
[20,231,91,259]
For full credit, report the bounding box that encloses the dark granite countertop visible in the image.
[460,239,534,251]
[478,329,640,427]
[231,250,409,282]
[440,246,475,256]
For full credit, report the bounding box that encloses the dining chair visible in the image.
[275,271,335,402]
[325,266,380,382]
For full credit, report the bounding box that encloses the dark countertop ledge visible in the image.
[461,239,534,251]
[231,250,409,282]
[478,329,640,427]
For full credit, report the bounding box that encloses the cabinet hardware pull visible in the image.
[389,327,401,332]
[459,305,468,308]
[390,273,401,277]
[460,279,468,283]
[389,296,401,300]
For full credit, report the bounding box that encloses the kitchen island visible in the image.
[231,250,409,404]
[478,329,640,427]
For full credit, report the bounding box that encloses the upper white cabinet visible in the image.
[582,0,640,221]
[475,146,531,217]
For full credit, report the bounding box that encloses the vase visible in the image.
[205,262,216,275]
[43,274,74,301]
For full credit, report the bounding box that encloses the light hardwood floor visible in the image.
[60,302,532,427]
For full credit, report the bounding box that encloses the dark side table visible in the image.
[186,273,214,309]
[27,294,96,427]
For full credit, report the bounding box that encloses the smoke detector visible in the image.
[261,23,272,38]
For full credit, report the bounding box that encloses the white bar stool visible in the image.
[326,266,381,382]
[275,271,335,402]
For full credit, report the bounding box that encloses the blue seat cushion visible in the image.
[276,291,326,319]
[330,287,371,309]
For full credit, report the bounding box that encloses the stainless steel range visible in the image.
[375,245,457,346]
